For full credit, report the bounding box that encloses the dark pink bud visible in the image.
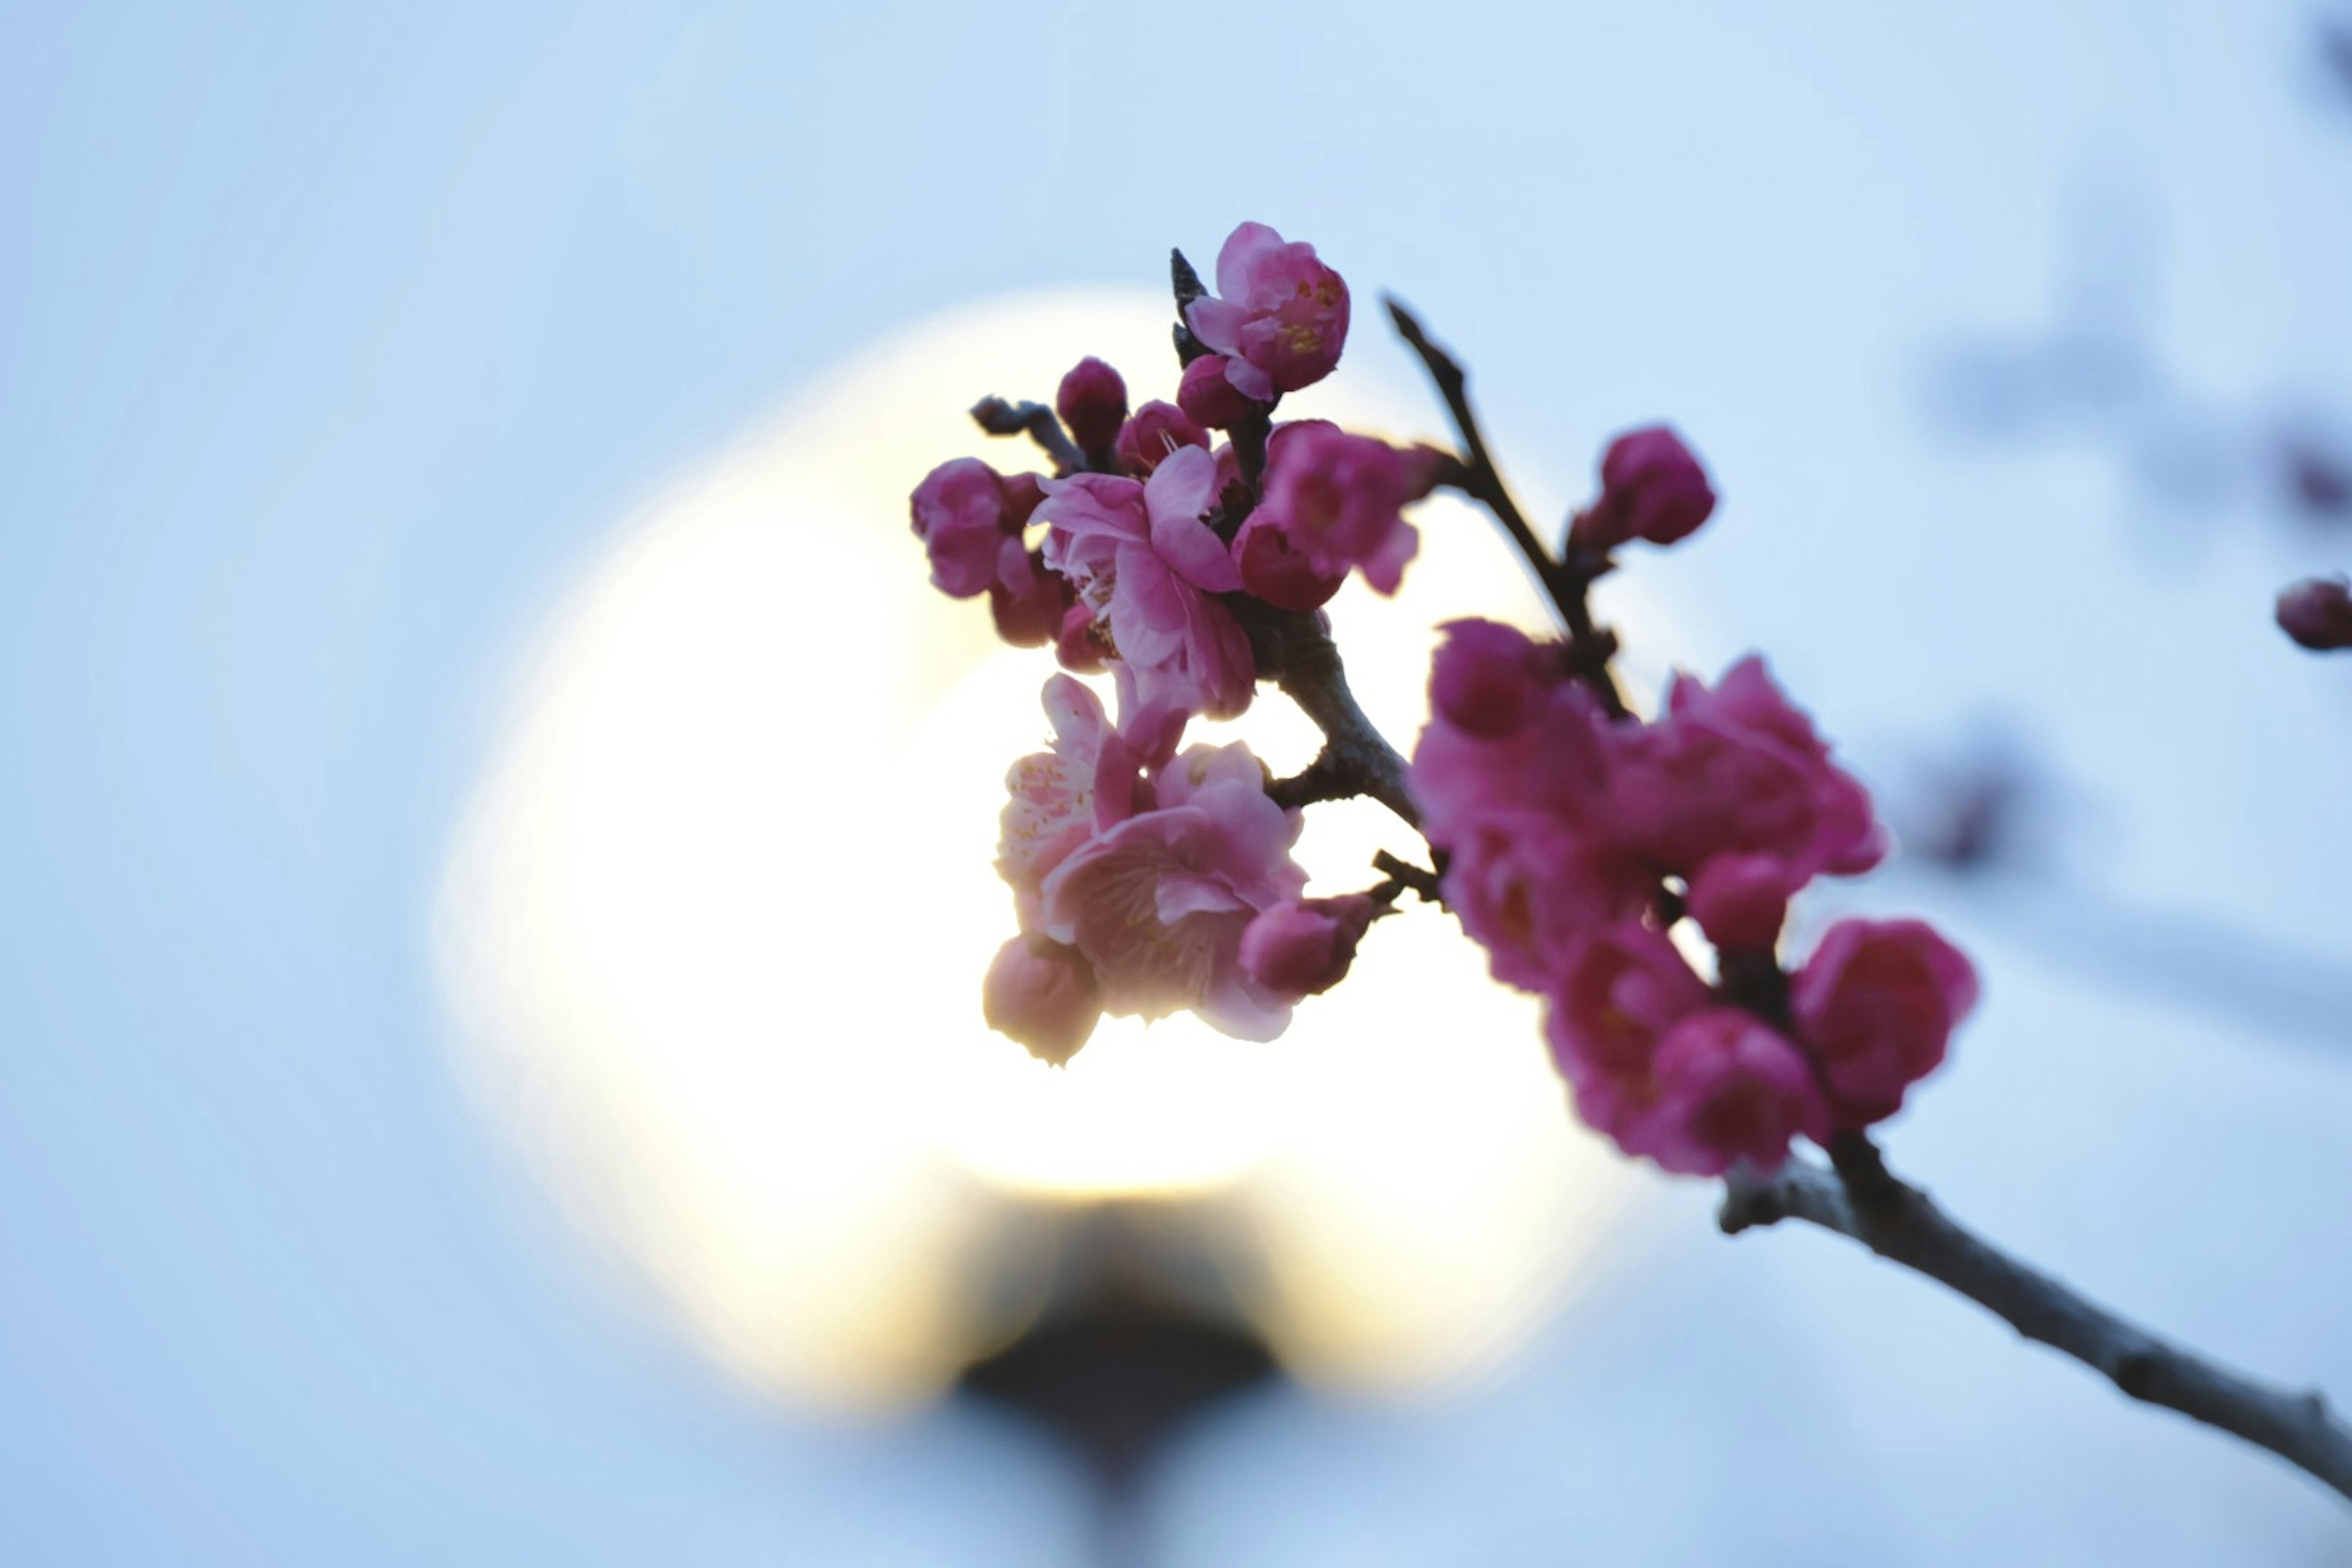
[1002,470,1047,530]
[1684,853,1796,952]
[2277,575,2352,651]
[983,935,1102,1066]
[1429,618,1558,739]
[1238,895,1378,999]
[1055,358,1129,458]
[1177,353,1261,430]
[1792,918,1977,1128]
[909,457,1009,598]
[1233,509,1344,611]
[989,551,1074,648]
[1054,602,1107,674]
[1114,401,1211,477]
[1573,426,1716,553]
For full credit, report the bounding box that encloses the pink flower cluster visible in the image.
[1413,617,1976,1174]
[982,674,1367,1061]
[910,223,1434,737]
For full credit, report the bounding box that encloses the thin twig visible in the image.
[1385,298,1630,718]
[1242,604,1419,830]
[971,396,1084,477]
[1721,1156,2352,1503]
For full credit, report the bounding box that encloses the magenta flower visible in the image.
[1251,422,1424,595]
[982,935,1103,1066]
[1039,445,1256,723]
[1177,352,1261,430]
[1239,894,1379,1000]
[1411,622,1616,847]
[1572,426,1716,553]
[1613,655,1884,885]
[1544,922,1711,1134]
[1232,508,1346,611]
[1039,740,1310,1041]
[910,456,1020,599]
[1640,1009,1829,1175]
[1444,813,1648,992]
[1114,400,1211,477]
[1183,222,1350,402]
[1792,918,1978,1128]
[1427,617,1564,741]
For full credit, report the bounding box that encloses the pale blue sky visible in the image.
[4,1,2350,1560]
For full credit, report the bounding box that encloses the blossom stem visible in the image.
[1384,298,1630,720]
[1721,1155,2352,1504]
[970,396,1085,477]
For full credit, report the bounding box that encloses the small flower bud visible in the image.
[1572,426,1716,554]
[983,935,1102,1065]
[1055,358,1128,459]
[1114,401,1211,476]
[1238,895,1378,1000]
[909,457,1008,598]
[1177,353,1261,430]
[989,551,1073,647]
[2277,575,2352,651]
[1428,619,1557,739]
[1684,853,1796,952]
[1233,509,1344,611]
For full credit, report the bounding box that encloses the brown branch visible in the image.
[1721,1156,2352,1504]
[1242,603,1419,831]
[1385,298,1630,719]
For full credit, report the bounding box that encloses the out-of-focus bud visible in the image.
[989,551,1074,647]
[1114,401,1212,477]
[982,934,1102,1066]
[1572,426,1716,553]
[1684,852,1795,952]
[1002,470,1047,531]
[1233,509,1344,611]
[909,457,1009,598]
[2277,575,2352,650]
[1055,358,1129,459]
[1428,618,1558,739]
[1054,602,1107,673]
[1238,895,1378,1000]
[1177,353,1261,430]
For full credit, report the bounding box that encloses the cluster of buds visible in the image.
[908,222,1980,1181]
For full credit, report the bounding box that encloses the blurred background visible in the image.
[6,1,2352,1562]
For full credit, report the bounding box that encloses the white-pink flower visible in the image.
[1038,444,1256,724]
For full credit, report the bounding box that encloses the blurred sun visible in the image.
[434,291,1670,1411]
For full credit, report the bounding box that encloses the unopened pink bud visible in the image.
[1114,401,1212,477]
[1573,426,1716,553]
[990,551,1074,647]
[2277,575,2352,650]
[1233,509,1344,611]
[1685,853,1796,952]
[1428,619,1557,739]
[1177,353,1261,430]
[1238,895,1377,999]
[983,935,1102,1066]
[910,457,1009,598]
[1002,470,1047,530]
[1055,602,1107,674]
[1056,358,1129,459]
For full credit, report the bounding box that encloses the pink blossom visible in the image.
[1232,509,1345,611]
[1250,423,1423,595]
[1114,401,1211,477]
[1039,445,1256,722]
[988,547,1074,647]
[910,457,1017,599]
[1056,357,1128,458]
[982,935,1102,1066]
[1613,656,1884,883]
[1183,222,1350,402]
[1684,851,1798,952]
[996,674,1149,929]
[1238,894,1378,999]
[1427,617,1563,741]
[2278,575,2352,650]
[1544,923,1712,1135]
[1572,426,1716,553]
[1040,740,1309,1040]
[1638,1009,1828,1175]
[1177,353,1261,430]
[1444,813,1649,992]
[1792,918,1978,1128]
